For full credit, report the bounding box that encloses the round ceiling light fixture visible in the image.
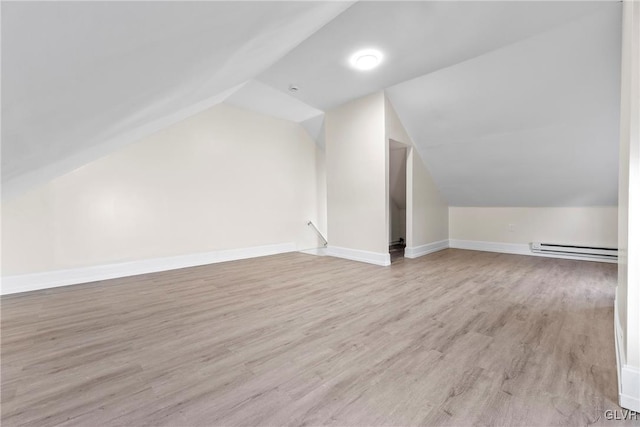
[349,49,383,71]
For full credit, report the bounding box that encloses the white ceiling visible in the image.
[2,1,622,207]
[224,80,322,124]
[386,4,621,206]
[257,1,608,110]
[1,1,352,197]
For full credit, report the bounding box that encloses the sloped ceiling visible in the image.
[2,1,622,207]
[225,80,322,124]
[257,1,609,110]
[258,0,620,207]
[386,5,621,206]
[1,1,352,197]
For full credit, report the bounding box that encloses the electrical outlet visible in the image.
[508,223,515,232]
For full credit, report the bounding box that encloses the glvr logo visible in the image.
[604,409,639,421]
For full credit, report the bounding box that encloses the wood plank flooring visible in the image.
[1,249,631,426]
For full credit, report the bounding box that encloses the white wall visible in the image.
[325,92,388,259]
[449,207,617,247]
[616,0,640,413]
[2,104,322,276]
[385,96,449,252]
[409,151,450,247]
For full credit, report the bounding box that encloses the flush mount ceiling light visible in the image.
[349,49,383,71]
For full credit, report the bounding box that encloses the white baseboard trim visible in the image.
[449,239,617,263]
[449,239,529,256]
[620,365,640,413]
[1,242,297,296]
[615,291,624,398]
[327,246,391,266]
[615,294,640,412]
[404,240,449,259]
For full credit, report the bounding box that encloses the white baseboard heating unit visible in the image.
[530,242,618,261]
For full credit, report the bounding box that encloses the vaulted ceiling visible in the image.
[1,1,351,197]
[2,1,622,206]
[386,4,621,206]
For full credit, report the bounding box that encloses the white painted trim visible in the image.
[616,293,640,412]
[404,239,449,259]
[327,246,391,266]
[620,365,640,412]
[615,290,625,397]
[450,239,536,256]
[449,239,617,264]
[1,242,296,295]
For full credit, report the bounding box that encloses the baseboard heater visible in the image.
[530,242,618,261]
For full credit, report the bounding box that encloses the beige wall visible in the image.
[385,96,449,248]
[449,207,618,247]
[325,92,388,254]
[324,92,448,259]
[409,151,450,246]
[2,104,322,275]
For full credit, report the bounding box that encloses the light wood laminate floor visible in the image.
[1,249,631,426]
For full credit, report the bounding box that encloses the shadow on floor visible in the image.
[389,243,405,263]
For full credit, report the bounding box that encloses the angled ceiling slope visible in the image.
[223,80,325,148]
[1,1,352,198]
[224,80,322,124]
[259,0,621,207]
[386,4,622,206]
[258,1,608,110]
[2,1,622,208]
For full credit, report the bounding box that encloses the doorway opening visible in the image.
[389,140,408,262]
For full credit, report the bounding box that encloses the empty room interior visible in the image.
[2,1,640,426]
